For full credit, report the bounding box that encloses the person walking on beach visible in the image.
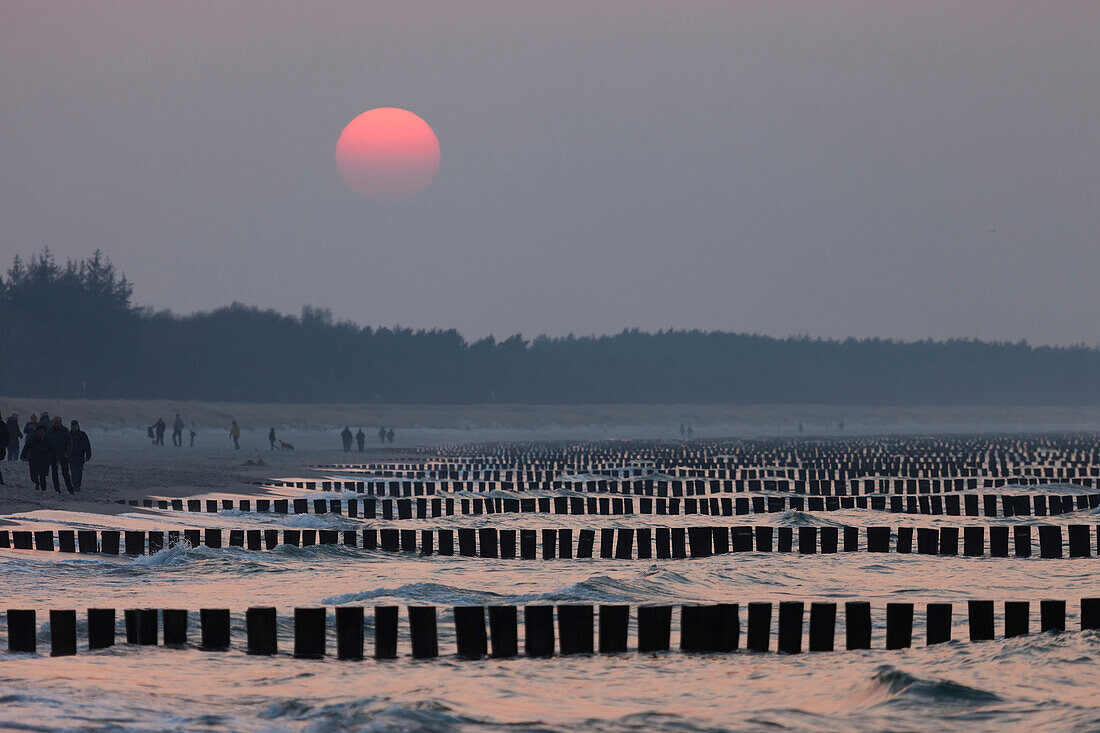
[172,414,185,447]
[38,412,51,430]
[230,421,241,450]
[341,426,353,452]
[21,424,54,492]
[0,413,9,485]
[69,420,91,491]
[378,426,386,445]
[355,428,365,452]
[25,414,38,443]
[387,427,395,444]
[190,423,197,447]
[268,427,278,451]
[47,415,74,494]
[154,418,167,446]
[5,413,19,461]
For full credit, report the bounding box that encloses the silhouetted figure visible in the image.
[341,426,353,452]
[269,427,278,451]
[230,420,241,450]
[386,428,395,444]
[21,425,54,492]
[838,420,844,433]
[5,413,20,461]
[190,423,197,447]
[680,424,686,438]
[355,428,365,452]
[69,420,91,491]
[154,418,166,446]
[25,414,38,443]
[46,416,73,494]
[0,413,8,484]
[172,414,185,447]
[38,412,51,430]
[686,426,693,439]
[378,427,386,445]
[798,422,804,435]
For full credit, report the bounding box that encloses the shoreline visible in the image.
[4,398,1100,435]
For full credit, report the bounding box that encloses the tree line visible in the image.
[3,249,1099,405]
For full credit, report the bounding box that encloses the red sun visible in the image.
[335,108,440,204]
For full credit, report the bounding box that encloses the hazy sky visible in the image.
[2,1,1098,345]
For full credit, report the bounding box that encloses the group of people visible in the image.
[148,414,197,447]
[0,410,92,493]
[341,426,394,451]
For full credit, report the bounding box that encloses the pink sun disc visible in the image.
[335,107,441,204]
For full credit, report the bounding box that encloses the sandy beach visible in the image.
[6,398,1100,434]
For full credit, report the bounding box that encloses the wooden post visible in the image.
[557,605,594,655]
[524,605,554,657]
[926,603,952,645]
[374,606,398,659]
[200,608,231,651]
[1004,601,1029,637]
[846,601,872,649]
[746,602,771,652]
[1040,599,1065,632]
[7,609,35,653]
[408,606,438,658]
[598,605,629,653]
[247,607,278,655]
[489,605,518,658]
[49,610,76,657]
[777,601,804,654]
[808,602,835,651]
[453,606,487,658]
[886,603,913,649]
[334,603,365,655]
[88,608,115,649]
[637,605,671,652]
[968,600,994,641]
[163,609,188,646]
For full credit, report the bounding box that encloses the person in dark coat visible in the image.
[341,426,353,452]
[268,427,278,451]
[154,418,167,446]
[5,413,19,461]
[378,426,386,444]
[172,414,185,447]
[46,416,74,494]
[21,425,55,491]
[25,414,38,441]
[38,412,51,430]
[386,428,395,444]
[355,428,365,452]
[69,420,92,491]
[0,414,8,485]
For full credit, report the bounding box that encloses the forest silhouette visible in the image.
[3,250,1098,405]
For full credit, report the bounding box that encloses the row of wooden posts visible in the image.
[5,524,1100,559]
[8,599,1100,658]
[268,477,1100,497]
[122,492,1100,519]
